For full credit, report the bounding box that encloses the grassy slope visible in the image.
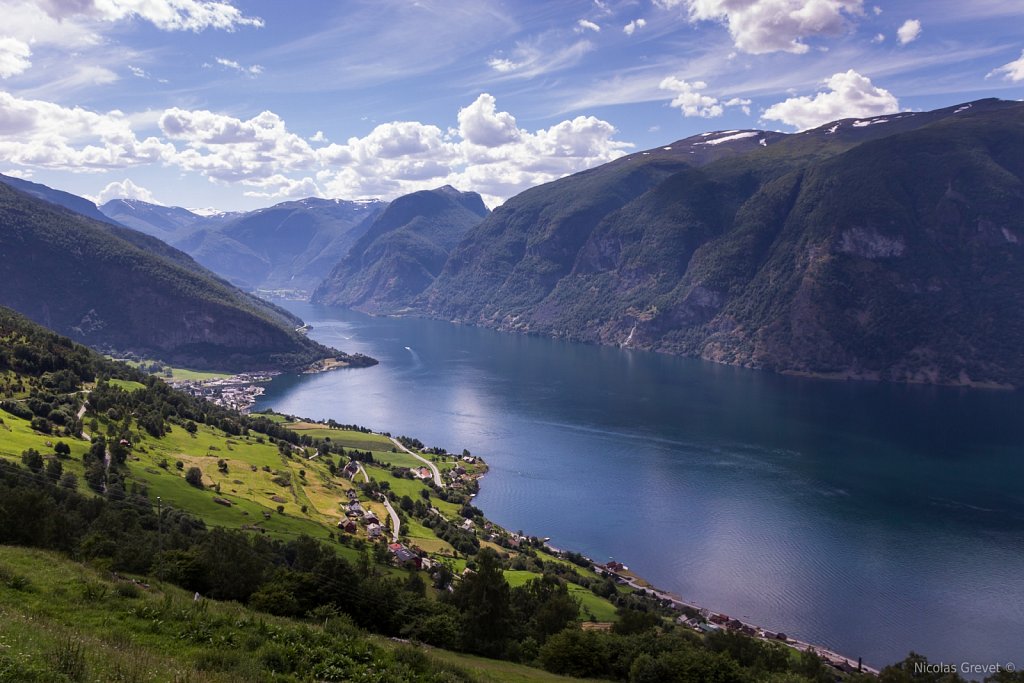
[0,396,620,626]
[0,546,598,683]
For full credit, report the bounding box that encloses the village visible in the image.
[171,372,277,412]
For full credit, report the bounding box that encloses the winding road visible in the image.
[380,494,401,542]
[388,436,443,488]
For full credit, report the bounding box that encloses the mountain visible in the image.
[312,186,488,312]
[163,197,386,293]
[409,99,1024,388]
[0,181,374,371]
[99,198,239,238]
[0,173,115,225]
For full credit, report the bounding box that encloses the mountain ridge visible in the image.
[357,98,1024,388]
[0,181,373,371]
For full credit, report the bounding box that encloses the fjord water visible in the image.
[256,302,1024,667]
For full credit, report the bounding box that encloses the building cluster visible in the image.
[173,373,277,412]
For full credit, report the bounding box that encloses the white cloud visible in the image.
[241,174,321,199]
[89,178,160,204]
[486,36,594,78]
[457,93,520,147]
[988,50,1024,82]
[576,19,600,32]
[317,94,631,205]
[160,108,316,181]
[309,130,327,143]
[762,69,899,130]
[0,90,174,170]
[623,18,647,35]
[872,33,885,43]
[214,57,263,76]
[659,76,750,117]
[673,0,864,54]
[1,90,631,207]
[896,19,921,45]
[0,37,31,78]
[36,0,263,32]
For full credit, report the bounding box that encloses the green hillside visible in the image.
[0,183,369,372]
[0,305,925,682]
[412,99,1024,388]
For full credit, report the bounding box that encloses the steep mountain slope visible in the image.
[0,173,115,225]
[414,99,1024,387]
[173,197,386,292]
[0,182,371,370]
[312,186,488,312]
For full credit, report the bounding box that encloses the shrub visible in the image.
[185,467,203,489]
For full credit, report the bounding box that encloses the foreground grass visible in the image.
[0,546,590,683]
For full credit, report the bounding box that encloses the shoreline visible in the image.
[397,431,881,676]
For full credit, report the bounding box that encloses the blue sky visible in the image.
[0,0,1021,210]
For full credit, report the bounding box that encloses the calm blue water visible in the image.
[256,302,1024,668]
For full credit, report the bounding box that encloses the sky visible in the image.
[0,0,1022,211]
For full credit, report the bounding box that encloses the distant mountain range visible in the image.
[341,98,1024,388]
[4,97,1021,387]
[100,196,386,294]
[0,179,371,371]
[312,186,489,312]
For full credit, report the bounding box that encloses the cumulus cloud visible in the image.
[89,178,160,204]
[1,90,631,205]
[159,108,316,181]
[988,50,1024,82]
[576,19,600,32]
[659,77,750,117]
[623,18,647,35]
[241,174,321,199]
[213,57,263,76]
[762,69,899,130]
[316,94,630,205]
[36,0,263,32]
[0,37,31,78]
[457,93,520,147]
[896,19,921,45]
[0,90,175,170]
[670,0,864,54]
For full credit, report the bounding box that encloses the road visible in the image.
[77,403,90,440]
[388,436,443,488]
[380,494,401,542]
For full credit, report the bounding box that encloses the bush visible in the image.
[185,467,203,488]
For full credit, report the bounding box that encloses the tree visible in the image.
[185,467,203,488]
[450,547,511,656]
[45,458,63,482]
[59,472,78,490]
[20,448,43,473]
[53,441,71,458]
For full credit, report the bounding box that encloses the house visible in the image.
[388,544,421,569]
[366,523,382,538]
[337,519,357,533]
[363,510,379,525]
[345,489,358,500]
[415,467,432,480]
[462,455,477,464]
[343,460,360,479]
[460,519,474,531]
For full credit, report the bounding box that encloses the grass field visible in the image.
[107,379,146,392]
[0,546,594,683]
[2,399,623,636]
